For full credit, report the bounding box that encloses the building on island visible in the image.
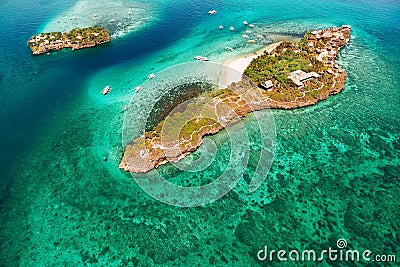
[260,80,274,90]
[287,70,320,88]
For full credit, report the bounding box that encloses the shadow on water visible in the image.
[145,82,216,131]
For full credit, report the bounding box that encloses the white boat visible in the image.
[219,25,224,30]
[135,86,141,92]
[243,21,248,25]
[208,10,217,15]
[110,19,115,23]
[226,46,234,51]
[229,26,235,31]
[194,56,209,61]
[249,24,255,28]
[242,34,250,39]
[117,22,122,27]
[102,85,111,95]
[128,10,132,15]
[148,73,155,79]
[246,30,252,34]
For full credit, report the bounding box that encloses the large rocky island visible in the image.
[120,25,351,173]
[27,26,110,55]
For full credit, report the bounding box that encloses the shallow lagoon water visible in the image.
[41,0,157,38]
[0,0,399,265]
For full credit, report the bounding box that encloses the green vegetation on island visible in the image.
[27,26,111,55]
[120,26,352,173]
[244,28,349,102]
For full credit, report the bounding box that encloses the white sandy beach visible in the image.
[221,42,282,86]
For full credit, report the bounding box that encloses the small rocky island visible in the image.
[27,26,110,55]
[244,25,351,108]
[120,26,351,173]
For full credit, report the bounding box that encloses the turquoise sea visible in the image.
[0,0,399,265]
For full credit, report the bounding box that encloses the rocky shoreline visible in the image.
[120,26,351,173]
[27,26,110,55]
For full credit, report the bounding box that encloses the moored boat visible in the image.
[194,56,209,61]
[102,85,111,95]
